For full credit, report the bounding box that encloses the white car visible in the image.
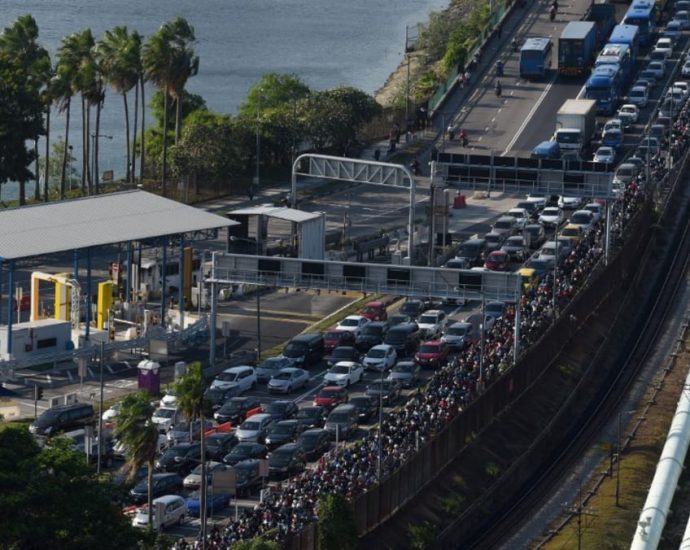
[601,118,622,138]
[505,207,529,230]
[160,390,178,408]
[236,413,273,442]
[682,59,690,77]
[132,495,186,529]
[616,104,639,126]
[416,309,447,339]
[151,406,180,433]
[592,146,615,164]
[538,240,568,263]
[558,196,583,210]
[673,81,689,100]
[568,210,595,234]
[102,402,121,422]
[183,461,227,489]
[583,202,603,224]
[673,12,690,30]
[323,361,364,386]
[335,315,370,335]
[362,344,397,372]
[538,206,564,228]
[627,86,649,108]
[210,365,256,392]
[525,194,546,210]
[654,37,673,55]
[645,61,666,80]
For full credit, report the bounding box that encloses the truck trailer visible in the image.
[554,99,597,154]
[558,21,597,76]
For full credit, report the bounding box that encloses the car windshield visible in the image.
[495,220,512,230]
[296,408,319,419]
[270,424,293,435]
[562,228,579,237]
[328,412,350,423]
[571,213,590,224]
[485,234,501,244]
[419,344,440,354]
[259,358,284,370]
[270,450,292,467]
[447,326,468,336]
[318,389,339,398]
[216,372,238,382]
[240,420,260,431]
[285,342,306,354]
[173,422,190,433]
[542,208,559,216]
[459,243,479,256]
[162,447,185,460]
[191,464,204,475]
[332,348,353,358]
[340,318,360,327]
[330,365,350,374]
[361,306,380,314]
[350,397,371,407]
[273,372,292,381]
[155,408,175,419]
[299,434,319,447]
[418,314,437,325]
[324,331,342,341]
[360,325,383,336]
[367,348,386,358]
[267,402,288,414]
[506,237,523,245]
[393,363,415,373]
[220,400,243,413]
[205,436,227,450]
[228,445,252,459]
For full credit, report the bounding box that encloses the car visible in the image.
[673,11,690,29]
[323,329,356,353]
[160,389,178,408]
[348,395,379,422]
[130,473,184,504]
[633,78,652,93]
[155,443,202,475]
[525,194,547,210]
[484,301,505,321]
[210,366,256,393]
[518,266,540,293]
[183,461,228,489]
[384,322,422,355]
[524,223,546,248]
[673,81,689,100]
[323,361,364,386]
[203,385,243,411]
[616,104,639,127]
[264,400,299,422]
[601,128,623,151]
[296,428,332,461]
[61,428,114,467]
[583,203,603,225]
[664,20,683,43]
[558,196,582,210]
[414,340,449,368]
[515,200,540,220]
[628,85,649,109]
[313,385,348,410]
[324,404,359,440]
[650,124,668,147]
[102,402,121,422]
[204,432,239,461]
[416,309,447,339]
[166,419,213,444]
[655,37,673,54]
[268,443,307,480]
[264,419,301,450]
[484,231,506,252]
[683,59,690,78]
[282,333,324,366]
[593,146,616,164]
[213,396,262,424]
[355,321,389,352]
[327,345,361,367]
[525,257,554,278]
[236,413,274,443]
[538,206,563,228]
[335,315,369,335]
[492,215,519,237]
[186,490,231,518]
[639,136,660,156]
[255,356,294,383]
[505,208,529,230]
[613,163,639,186]
[559,223,584,244]
[232,459,264,497]
[267,367,310,394]
[484,250,510,271]
[366,379,402,406]
[442,321,476,351]
[601,118,622,137]
[151,406,181,433]
[386,360,421,387]
[132,495,186,529]
[294,405,327,430]
[222,442,267,465]
[358,301,388,321]
[501,235,528,261]
[388,312,413,327]
[538,240,567,263]
[399,298,429,319]
[29,403,95,437]
[645,61,665,81]
[362,343,398,371]
[569,210,595,234]
[556,236,573,257]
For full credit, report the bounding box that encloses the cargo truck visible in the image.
[586,0,616,48]
[558,21,597,75]
[554,99,597,154]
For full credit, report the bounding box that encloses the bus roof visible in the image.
[591,64,619,76]
[625,2,655,17]
[560,21,596,40]
[609,23,639,42]
[521,37,551,51]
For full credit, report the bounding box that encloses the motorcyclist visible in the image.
[512,38,518,52]
[550,4,557,20]
[459,129,468,147]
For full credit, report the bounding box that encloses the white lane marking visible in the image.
[294,370,327,402]
[502,72,558,155]
[491,118,496,123]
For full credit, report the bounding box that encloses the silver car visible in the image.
[267,367,310,394]
[236,413,274,443]
[386,361,421,388]
[256,356,293,383]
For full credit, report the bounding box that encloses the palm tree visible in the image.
[0,15,51,205]
[97,27,141,183]
[143,17,198,196]
[114,391,159,530]
[55,39,78,199]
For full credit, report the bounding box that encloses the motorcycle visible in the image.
[495,81,502,97]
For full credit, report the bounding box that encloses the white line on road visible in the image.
[294,370,327,402]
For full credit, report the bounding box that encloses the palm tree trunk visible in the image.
[147,458,154,531]
[60,100,70,200]
[175,95,181,145]
[34,138,40,201]
[95,100,101,194]
[44,107,50,202]
[123,91,131,183]
[81,95,87,193]
[86,103,92,195]
[162,86,169,197]
[19,177,26,206]
[139,77,145,183]
[131,84,139,183]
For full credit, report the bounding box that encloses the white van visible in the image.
[132,495,186,529]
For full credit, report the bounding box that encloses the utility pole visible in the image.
[97,341,105,474]
[564,484,597,550]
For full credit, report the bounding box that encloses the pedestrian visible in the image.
[464,70,471,84]
[374,148,380,161]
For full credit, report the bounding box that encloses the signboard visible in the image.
[102,170,114,183]
[212,469,236,493]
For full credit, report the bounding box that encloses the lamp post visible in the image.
[255,90,263,199]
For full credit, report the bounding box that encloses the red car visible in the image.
[313,386,348,410]
[323,330,356,353]
[414,340,450,369]
[359,301,388,322]
[484,250,510,271]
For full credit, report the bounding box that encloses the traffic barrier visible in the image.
[453,194,467,208]
[246,406,263,418]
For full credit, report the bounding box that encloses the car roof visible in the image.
[332,403,356,412]
[152,494,185,504]
[243,413,272,422]
[333,361,360,368]
[301,428,328,435]
[369,343,393,350]
[223,365,254,374]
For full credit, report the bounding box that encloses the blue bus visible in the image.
[585,64,622,115]
[608,24,640,60]
[519,38,553,79]
[623,1,657,46]
[596,43,633,87]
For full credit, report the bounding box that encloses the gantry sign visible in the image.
[207,252,522,366]
[291,154,417,259]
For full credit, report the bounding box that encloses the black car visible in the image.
[155,443,201,475]
[222,442,267,466]
[348,395,379,422]
[204,432,239,461]
[366,379,402,406]
[234,459,264,497]
[213,396,262,424]
[327,346,361,367]
[29,403,94,436]
[388,313,413,327]
[268,443,307,480]
[130,472,183,503]
[264,419,301,450]
[204,386,242,411]
[294,406,327,430]
[399,299,428,319]
[296,428,332,461]
[264,400,299,422]
[355,322,389,352]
